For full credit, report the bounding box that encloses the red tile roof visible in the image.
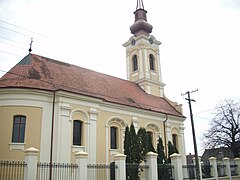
[0,54,183,117]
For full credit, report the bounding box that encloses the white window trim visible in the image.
[72,145,85,153]
[109,149,120,155]
[9,143,25,150]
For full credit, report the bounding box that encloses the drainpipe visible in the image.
[163,114,168,158]
[49,90,57,180]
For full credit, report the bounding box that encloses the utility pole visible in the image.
[182,89,201,180]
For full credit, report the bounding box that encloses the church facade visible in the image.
[0,1,186,164]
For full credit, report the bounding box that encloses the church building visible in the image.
[0,0,186,164]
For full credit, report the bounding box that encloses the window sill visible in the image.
[132,71,138,77]
[9,143,25,150]
[72,145,85,152]
[110,149,120,155]
[150,70,157,74]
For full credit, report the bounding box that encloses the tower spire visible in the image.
[136,0,144,10]
[130,0,152,36]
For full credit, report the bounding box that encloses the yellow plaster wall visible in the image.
[0,106,42,160]
[96,111,131,163]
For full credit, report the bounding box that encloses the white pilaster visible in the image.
[166,122,172,143]
[57,104,71,162]
[139,49,144,79]
[105,125,109,163]
[180,123,187,165]
[40,102,53,162]
[156,52,162,82]
[126,54,130,80]
[132,116,139,132]
[89,107,98,163]
[143,48,150,79]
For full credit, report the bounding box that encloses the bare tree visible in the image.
[203,99,240,157]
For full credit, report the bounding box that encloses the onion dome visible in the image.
[130,0,153,36]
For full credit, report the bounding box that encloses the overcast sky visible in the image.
[1,0,240,155]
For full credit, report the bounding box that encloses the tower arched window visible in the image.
[149,54,155,71]
[73,120,83,146]
[132,55,138,72]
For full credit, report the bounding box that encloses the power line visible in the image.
[0,41,26,50]
[0,36,26,46]
[195,108,215,114]
[194,115,211,121]
[0,19,83,51]
[0,19,50,39]
[0,50,23,57]
[0,25,31,38]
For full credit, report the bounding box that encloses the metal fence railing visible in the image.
[36,162,78,180]
[201,164,212,178]
[126,163,149,180]
[182,164,196,180]
[0,160,26,180]
[157,164,174,180]
[217,164,226,177]
[230,163,238,176]
[87,163,117,180]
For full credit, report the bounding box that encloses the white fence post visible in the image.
[235,158,240,176]
[170,153,183,180]
[75,151,88,180]
[193,156,202,180]
[209,157,218,180]
[223,157,231,180]
[145,152,158,180]
[114,153,126,180]
[24,147,39,180]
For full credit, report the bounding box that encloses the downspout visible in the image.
[163,114,168,158]
[49,90,57,180]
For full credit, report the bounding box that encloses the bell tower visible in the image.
[123,0,165,97]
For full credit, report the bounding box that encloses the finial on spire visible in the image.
[29,38,33,53]
[136,0,144,10]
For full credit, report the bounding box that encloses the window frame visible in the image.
[73,120,83,146]
[110,126,118,149]
[149,54,155,71]
[132,55,138,72]
[172,133,178,148]
[12,115,26,143]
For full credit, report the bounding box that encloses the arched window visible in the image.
[172,134,178,148]
[146,123,160,148]
[73,120,83,146]
[132,55,138,72]
[12,115,26,143]
[147,131,153,144]
[110,126,118,149]
[149,54,155,70]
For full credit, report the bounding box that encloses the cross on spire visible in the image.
[29,38,33,53]
[136,0,144,10]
